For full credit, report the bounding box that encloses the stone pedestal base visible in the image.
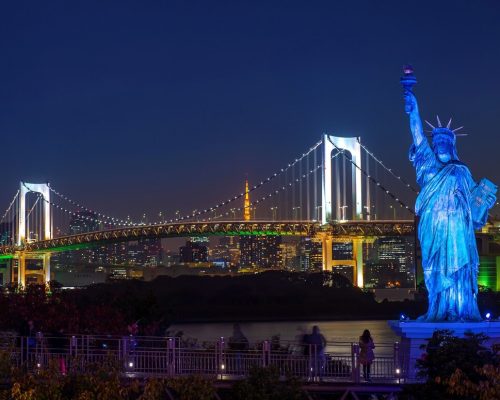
[388,320,500,381]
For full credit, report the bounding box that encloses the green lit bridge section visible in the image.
[0,221,319,254]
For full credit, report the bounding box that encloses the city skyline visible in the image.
[1,1,500,221]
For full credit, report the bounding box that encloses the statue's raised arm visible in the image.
[401,66,425,146]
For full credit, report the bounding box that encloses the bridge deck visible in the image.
[0,220,418,254]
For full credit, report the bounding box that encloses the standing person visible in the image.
[228,324,249,375]
[308,325,326,380]
[359,329,375,382]
[22,320,37,347]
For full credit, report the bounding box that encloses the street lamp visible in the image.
[292,206,301,220]
[315,205,322,222]
[270,206,278,221]
[363,206,371,221]
[339,205,348,221]
[389,205,396,220]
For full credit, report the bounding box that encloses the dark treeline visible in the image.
[0,271,498,336]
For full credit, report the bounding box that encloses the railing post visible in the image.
[262,340,270,367]
[167,337,176,376]
[19,336,24,367]
[351,343,360,383]
[70,336,77,357]
[217,337,225,379]
[394,341,401,382]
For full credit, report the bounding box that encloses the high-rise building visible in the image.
[280,239,298,270]
[240,235,282,269]
[209,236,239,266]
[180,238,208,263]
[0,222,12,245]
[298,237,323,272]
[364,236,415,288]
[332,241,353,260]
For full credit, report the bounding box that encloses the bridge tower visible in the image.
[15,182,53,287]
[321,135,363,224]
[18,182,52,245]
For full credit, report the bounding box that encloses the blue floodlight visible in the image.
[399,314,408,322]
[485,312,492,321]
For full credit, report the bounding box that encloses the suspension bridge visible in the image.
[0,134,420,287]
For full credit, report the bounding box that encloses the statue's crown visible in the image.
[425,116,466,143]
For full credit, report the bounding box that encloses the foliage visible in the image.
[445,364,500,400]
[7,358,219,400]
[401,330,499,400]
[137,379,165,400]
[416,330,497,381]
[10,357,134,400]
[166,376,216,400]
[0,349,12,380]
[232,366,306,400]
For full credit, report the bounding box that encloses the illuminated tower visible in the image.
[244,178,251,221]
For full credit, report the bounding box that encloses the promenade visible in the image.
[1,333,404,383]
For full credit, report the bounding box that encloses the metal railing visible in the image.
[0,334,405,383]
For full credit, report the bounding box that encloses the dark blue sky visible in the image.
[1,0,499,220]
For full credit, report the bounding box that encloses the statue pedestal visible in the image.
[388,320,500,381]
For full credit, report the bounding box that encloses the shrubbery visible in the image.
[401,330,500,400]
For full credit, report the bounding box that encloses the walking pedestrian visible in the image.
[228,324,249,375]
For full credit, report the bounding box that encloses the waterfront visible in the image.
[168,320,398,355]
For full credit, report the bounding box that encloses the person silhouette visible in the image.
[359,329,375,382]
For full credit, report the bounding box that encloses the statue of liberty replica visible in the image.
[402,66,497,321]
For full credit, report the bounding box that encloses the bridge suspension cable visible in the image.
[0,190,20,245]
[357,140,419,194]
[160,140,323,224]
[0,190,19,223]
[48,185,135,226]
[26,188,134,230]
[327,137,415,214]
[46,140,323,227]
[208,150,342,222]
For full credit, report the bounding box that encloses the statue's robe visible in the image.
[410,140,481,321]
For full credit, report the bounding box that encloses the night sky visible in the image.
[1,0,500,221]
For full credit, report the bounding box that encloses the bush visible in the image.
[232,366,306,400]
[401,330,499,400]
[166,376,216,400]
